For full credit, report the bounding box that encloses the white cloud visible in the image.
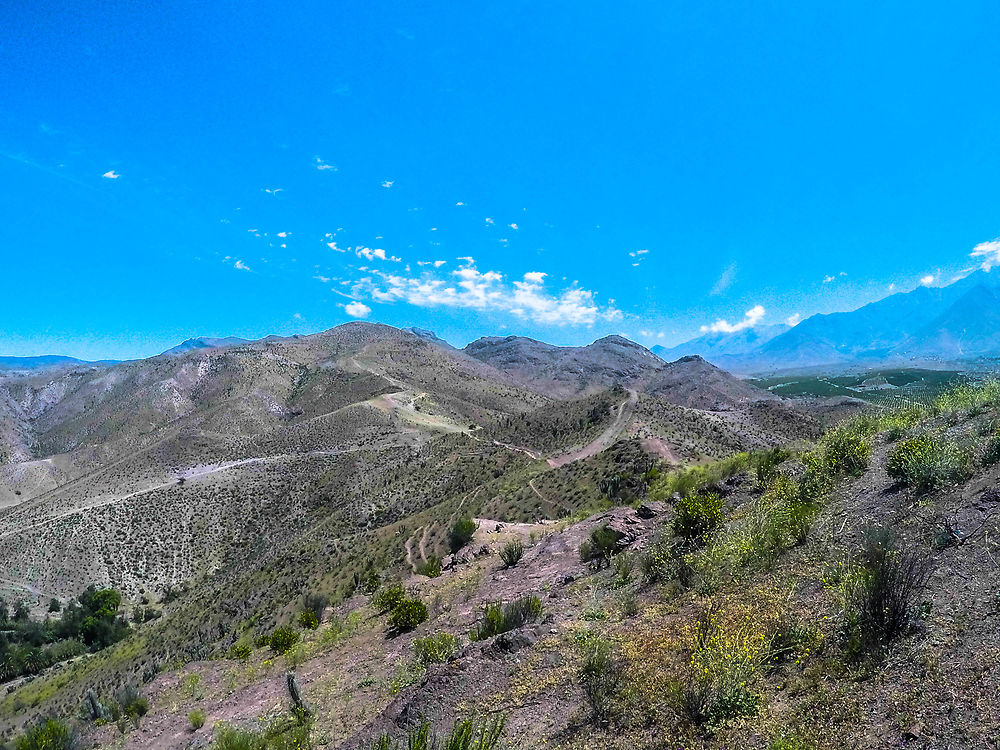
[822,275,835,283]
[350,263,620,326]
[701,305,765,334]
[293,312,303,320]
[485,218,495,225]
[234,260,252,271]
[509,223,518,230]
[327,241,344,252]
[920,274,936,286]
[355,246,401,262]
[344,301,372,318]
[313,275,330,283]
[456,201,465,206]
[315,156,337,171]
[970,238,1000,271]
[786,313,801,327]
[102,170,120,179]
[277,231,289,238]
[381,180,394,188]
[263,188,284,195]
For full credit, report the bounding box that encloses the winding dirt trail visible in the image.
[546,389,638,468]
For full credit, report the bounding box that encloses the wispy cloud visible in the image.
[920,274,936,286]
[381,180,394,188]
[971,238,1000,271]
[356,246,401,262]
[234,259,252,271]
[102,170,120,179]
[701,304,765,333]
[786,313,801,326]
[314,156,337,171]
[710,262,736,295]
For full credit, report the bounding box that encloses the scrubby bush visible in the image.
[415,556,442,578]
[367,716,506,750]
[301,593,327,623]
[612,551,635,586]
[13,719,79,750]
[887,434,973,491]
[579,524,620,567]
[189,709,207,730]
[498,540,524,568]
[820,425,871,476]
[297,610,319,630]
[372,582,406,613]
[753,447,788,485]
[412,632,459,664]
[268,627,300,655]
[673,492,722,542]
[671,604,767,727]
[469,596,543,641]
[843,529,932,658]
[388,598,428,632]
[448,516,478,552]
[579,637,624,724]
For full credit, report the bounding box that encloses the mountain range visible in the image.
[658,268,1000,373]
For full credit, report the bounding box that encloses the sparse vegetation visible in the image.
[448,516,478,553]
[579,636,624,724]
[498,540,524,568]
[12,718,80,750]
[886,433,973,491]
[365,715,506,750]
[412,632,459,664]
[579,524,620,567]
[416,556,443,578]
[469,596,543,641]
[189,708,206,730]
[842,529,932,658]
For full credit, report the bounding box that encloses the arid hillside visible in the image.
[0,323,828,749]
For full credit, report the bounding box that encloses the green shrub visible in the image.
[469,595,543,641]
[753,447,788,485]
[189,709,207,731]
[297,610,319,630]
[388,598,428,632]
[673,492,722,542]
[13,719,79,750]
[301,593,327,623]
[769,737,816,750]
[580,524,620,567]
[372,582,406,613]
[415,556,442,578]
[268,627,300,654]
[113,684,149,727]
[887,434,973,491]
[448,516,478,552]
[412,632,459,664]
[579,637,624,724]
[212,725,267,750]
[498,540,524,568]
[843,529,932,658]
[612,551,635,586]
[821,426,871,476]
[981,433,1000,466]
[367,716,506,750]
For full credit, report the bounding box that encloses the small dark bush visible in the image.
[372,582,406,613]
[113,684,149,727]
[579,638,624,724]
[415,556,442,578]
[448,516,478,552]
[297,610,319,630]
[470,595,542,641]
[388,598,428,632]
[580,525,620,568]
[268,627,300,654]
[844,529,932,658]
[189,709,206,731]
[499,540,524,568]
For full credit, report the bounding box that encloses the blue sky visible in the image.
[3,1,1000,360]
